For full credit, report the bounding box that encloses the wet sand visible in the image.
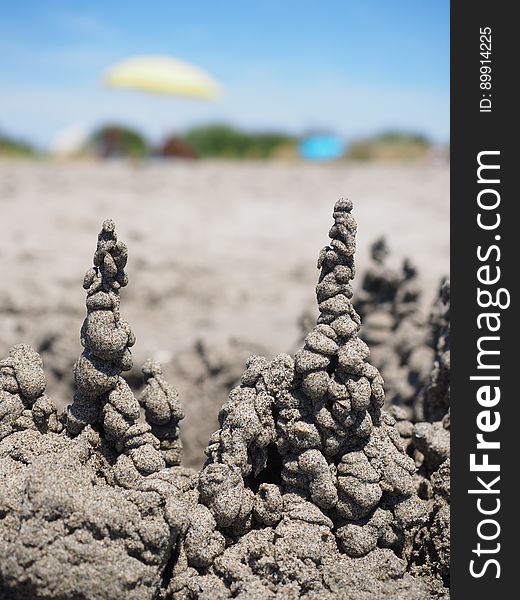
[0,158,449,464]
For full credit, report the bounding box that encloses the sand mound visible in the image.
[0,200,450,599]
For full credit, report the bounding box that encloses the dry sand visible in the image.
[0,158,449,465]
[0,159,448,351]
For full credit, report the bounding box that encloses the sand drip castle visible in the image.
[66,219,183,474]
[0,201,450,599]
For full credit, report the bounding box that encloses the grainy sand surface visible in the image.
[0,159,449,463]
[0,166,451,597]
[0,159,449,353]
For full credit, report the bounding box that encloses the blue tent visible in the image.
[299,134,345,161]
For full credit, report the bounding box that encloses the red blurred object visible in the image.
[160,136,198,158]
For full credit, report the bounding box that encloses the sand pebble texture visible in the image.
[0,160,449,468]
[0,185,449,599]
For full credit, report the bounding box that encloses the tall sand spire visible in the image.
[66,219,165,474]
[197,199,426,561]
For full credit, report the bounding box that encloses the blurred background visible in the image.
[0,0,449,159]
[0,1,449,465]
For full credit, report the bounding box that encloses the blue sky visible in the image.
[0,1,449,149]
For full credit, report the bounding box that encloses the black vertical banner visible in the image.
[451,2,515,597]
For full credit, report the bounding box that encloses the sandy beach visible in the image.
[0,159,448,345]
[0,158,449,464]
[0,158,451,599]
